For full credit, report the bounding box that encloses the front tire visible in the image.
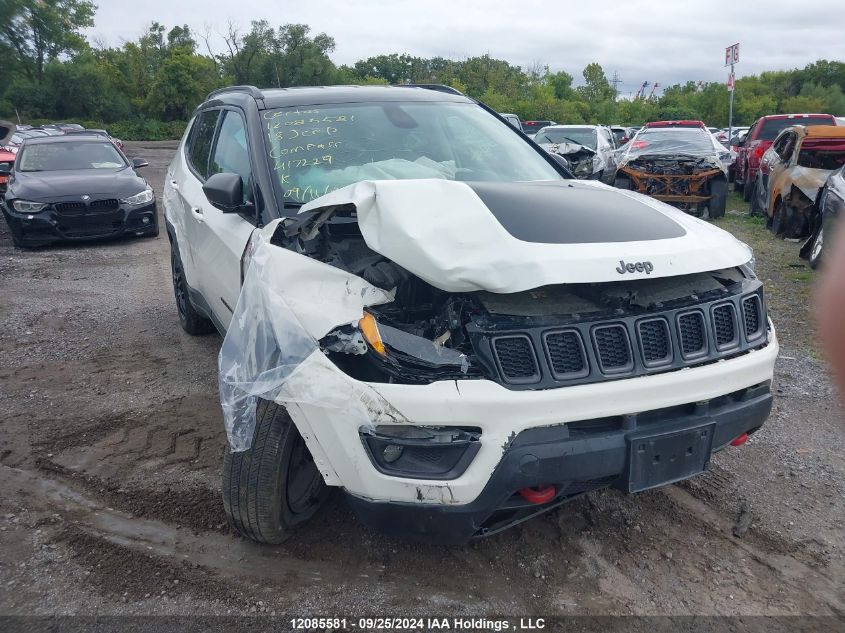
[709,179,727,218]
[170,241,214,335]
[808,225,824,269]
[222,399,329,544]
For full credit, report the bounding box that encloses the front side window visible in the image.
[210,110,252,203]
[263,101,563,204]
[188,109,220,179]
[18,142,126,172]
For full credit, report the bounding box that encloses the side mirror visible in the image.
[203,172,244,212]
[549,153,571,171]
[131,157,148,169]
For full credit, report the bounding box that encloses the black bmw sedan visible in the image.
[0,134,157,248]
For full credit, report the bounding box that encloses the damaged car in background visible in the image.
[800,163,844,269]
[751,125,845,239]
[613,125,733,218]
[534,124,617,182]
[164,85,778,544]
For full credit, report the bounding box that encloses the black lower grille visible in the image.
[638,318,671,365]
[89,198,119,211]
[56,201,87,215]
[593,324,632,373]
[544,330,587,378]
[493,335,538,383]
[742,296,762,339]
[678,311,707,357]
[712,303,738,349]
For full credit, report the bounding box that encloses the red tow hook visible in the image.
[519,485,556,504]
[730,432,749,447]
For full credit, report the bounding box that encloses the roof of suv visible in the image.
[206,85,474,110]
[756,113,834,121]
[21,134,111,145]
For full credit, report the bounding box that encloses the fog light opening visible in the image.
[142,216,150,224]
[382,444,403,463]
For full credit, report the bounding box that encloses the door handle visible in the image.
[191,207,204,223]
[169,179,179,191]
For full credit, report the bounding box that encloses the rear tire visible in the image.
[743,177,754,202]
[709,179,727,218]
[222,399,329,544]
[808,225,824,269]
[170,241,214,335]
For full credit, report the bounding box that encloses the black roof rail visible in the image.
[395,83,465,96]
[205,85,265,101]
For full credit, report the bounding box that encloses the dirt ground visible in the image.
[0,142,843,619]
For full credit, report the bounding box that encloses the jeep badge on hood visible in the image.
[616,260,654,275]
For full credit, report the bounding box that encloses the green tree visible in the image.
[0,0,95,82]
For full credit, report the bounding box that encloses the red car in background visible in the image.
[734,113,837,200]
[0,148,15,194]
[644,120,707,129]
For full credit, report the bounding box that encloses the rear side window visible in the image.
[210,110,252,203]
[759,117,834,141]
[188,110,220,179]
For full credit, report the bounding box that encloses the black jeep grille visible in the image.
[678,311,707,357]
[742,295,762,339]
[470,288,768,389]
[544,330,586,377]
[712,303,737,349]
[593,324,632,372]
[638,318,671,365]
[493,336,538,382]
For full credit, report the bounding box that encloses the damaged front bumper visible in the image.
[346,380,773,543]
[279,325,777,542]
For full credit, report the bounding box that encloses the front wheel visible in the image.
[750,177,765,216]
[808,225,825,269]
[223,399,329,544]
[170,242,214,335]
[709,179,727,218]
[743,176,754,202]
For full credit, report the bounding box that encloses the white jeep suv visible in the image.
[163,85,778,544]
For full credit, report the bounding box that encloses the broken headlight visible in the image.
[360,424,481,479]
[359,313,469,373]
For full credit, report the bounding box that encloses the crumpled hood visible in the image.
[294,178,752,293]
[540,141,595,157]
[790,167,832,201]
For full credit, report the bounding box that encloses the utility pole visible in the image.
[611,71,622,97]
[725,43,739,140]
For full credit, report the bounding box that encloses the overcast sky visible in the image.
[86,0,837,97]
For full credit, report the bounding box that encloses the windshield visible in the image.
[535,128,597,150]
[626,129,720,157]
[759,117,833,141]
[263,101,562,204]
[18,142,126,172]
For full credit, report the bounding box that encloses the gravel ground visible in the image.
[0,143,843,619]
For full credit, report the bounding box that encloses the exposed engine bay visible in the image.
[617,155,724,214]
[541,142,598,179]
[272,207,768,390]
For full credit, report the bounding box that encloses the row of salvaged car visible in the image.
[510,115,842,267]
[510,119,736,218]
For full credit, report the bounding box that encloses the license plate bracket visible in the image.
[625,422,715,493]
